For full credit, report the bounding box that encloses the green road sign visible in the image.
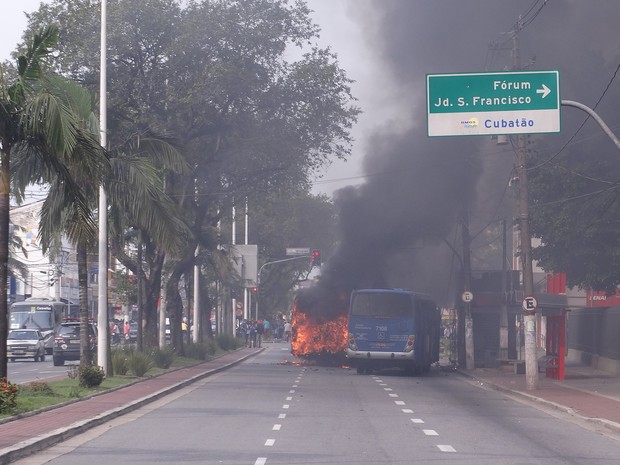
[426,70,560,137]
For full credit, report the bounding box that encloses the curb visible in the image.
[0,349,263,465]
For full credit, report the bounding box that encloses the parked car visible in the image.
[7,329,46,362]
[53,321,98,366]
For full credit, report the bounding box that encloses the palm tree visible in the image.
[12,75,109,366]
[0,25,91,378]
[13,80,190,365]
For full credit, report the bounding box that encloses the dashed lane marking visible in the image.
[437,445,456,452]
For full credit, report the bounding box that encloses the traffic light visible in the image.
[311,249,321,267]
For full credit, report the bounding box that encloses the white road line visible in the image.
[411,418,424,423]
[286,396,293,401]
[278,413,286,419]
[255,458,267,465]
[384,387,393,391]
[265,439,275,446]
[273,424,282,431]
[292,384,298,387]
[423,429,439,436]
[282,404,290,409]
[389,393,399,398]
[437,445,456,452]
[394,400,405,405]
[289,390,295,393]
[401,409,413,414]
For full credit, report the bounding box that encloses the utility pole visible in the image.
[461,210,475,370]
[499,219,509,360]
[512,27,538,390]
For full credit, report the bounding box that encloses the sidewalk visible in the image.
[458,361,620,433]
[0,348,261,465]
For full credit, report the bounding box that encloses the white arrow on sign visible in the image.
[536,84,551,98]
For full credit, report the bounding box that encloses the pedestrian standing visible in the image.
[256,320,264,348]
[284,320,292,342]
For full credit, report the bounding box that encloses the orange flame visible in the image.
[290,304,348,357]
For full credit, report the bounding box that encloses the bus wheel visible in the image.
[53,356,64,367]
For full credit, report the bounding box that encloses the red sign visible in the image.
[586,289,620,307]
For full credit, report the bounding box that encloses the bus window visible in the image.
[9,311,54,330]
[350,292,412,318]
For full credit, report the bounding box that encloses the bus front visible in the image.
[9,300,62,354]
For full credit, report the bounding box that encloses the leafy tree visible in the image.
[246,190,338,320]
[528,135,620,292]
[23,0,360,353]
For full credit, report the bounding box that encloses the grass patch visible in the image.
[0,344,239,420]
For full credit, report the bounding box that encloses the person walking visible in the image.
[249,320,257,348]
[256,320,264,348]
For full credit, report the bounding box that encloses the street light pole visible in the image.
[256,256,312,319]
[97,0,109,374]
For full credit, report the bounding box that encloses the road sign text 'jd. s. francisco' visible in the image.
[426,70,560,137]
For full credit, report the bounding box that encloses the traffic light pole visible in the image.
[256,256,311,319]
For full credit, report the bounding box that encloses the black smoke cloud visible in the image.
[300,0,620,316]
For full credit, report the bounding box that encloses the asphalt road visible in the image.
[12,345,620,465]
[7,359,76,384]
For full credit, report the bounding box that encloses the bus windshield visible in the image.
[350,292,413,318]
[9,310,54,331]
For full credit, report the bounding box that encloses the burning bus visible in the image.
[290,286,349,364]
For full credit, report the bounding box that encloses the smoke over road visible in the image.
[302,1,620,315]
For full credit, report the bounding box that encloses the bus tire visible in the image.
[53,356,64,367]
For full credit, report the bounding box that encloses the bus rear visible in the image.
[346,289,439,375]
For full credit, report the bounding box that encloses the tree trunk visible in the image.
[0,148,10,379]
[77,242,92,365]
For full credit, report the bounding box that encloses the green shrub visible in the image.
[185,342,211,360]
[24,381,54,396]
[129,351,154,377]
[112,349,130,376]
[216,333,240,351]
[78,364,105,388]
[151,346,175,369]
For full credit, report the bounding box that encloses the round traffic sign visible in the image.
[462,291,474,303]
[522,296,538,312]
